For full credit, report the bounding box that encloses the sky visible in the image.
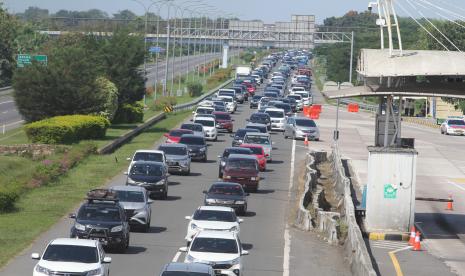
[3,0,465,23]
[2,0,378,23]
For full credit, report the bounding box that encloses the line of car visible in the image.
[30,49,317,276]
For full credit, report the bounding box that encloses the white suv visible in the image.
[194,116,218,141]
[193,106,215,121]
[180,231,248,276]
[126,149,167,172]
[218,96,236,113]
[184,206,243,243]
[32,238,111,276]
[265,108,286,131]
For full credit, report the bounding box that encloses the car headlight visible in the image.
[199,147,206,152]
[206,198,216,203]
[127,177,136,184]
[134,208,147,216]
[185,254,195,263]
[250,177,258,181]
[155,180,165,186]
[179,160,189,165]
[230,226,238,232]
[36,265,51,275]
[74,222,86,231]
[235,200,245,205]
[111,225,123,232]
[86,268,102,276]
[221,161,226,166]
[191,223,198,230]
[231,257,241,265]
[224,175,231,179]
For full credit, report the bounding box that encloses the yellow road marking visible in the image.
[450,178,465,184]
[389,251,404,276]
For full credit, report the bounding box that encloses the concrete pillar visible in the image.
[221,43,229,69]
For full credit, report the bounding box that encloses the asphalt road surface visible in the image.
[0,77,351,276]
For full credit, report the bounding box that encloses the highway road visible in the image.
[0,78,351,276]
[0,51,230,132]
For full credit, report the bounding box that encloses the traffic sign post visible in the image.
[149,46,165,53]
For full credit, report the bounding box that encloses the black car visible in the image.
[70,189,130,252]
[217,147,253,178]
[231,128,260,147]
[179,134,208,162]
[275,103,293,116]
[248,112,271,130]
[283,97,297,112]
[245,123,268,133]
[203,182,249,215]
[126,161,169,199]
[250,95,263,109]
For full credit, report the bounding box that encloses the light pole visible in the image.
[152,0,171,98]
[163,0,174,96]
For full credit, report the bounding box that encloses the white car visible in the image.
[193,106,215,121]
[184,206,243,243]
[258,97,272,111]
[218,96,236,114]
[289,86,305,94]
[194,116,218,141]
[180,231,248,276]
[440,118,465,135]
[265,107,286,131]
[126,150,166,172]
[291,91,312,106]
[32,238,111,276]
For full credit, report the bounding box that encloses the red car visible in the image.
[213,111,234,133]
[243,82,256,95]
[240,144,266,171]
[223,154,260,192]
[163,129,194,143]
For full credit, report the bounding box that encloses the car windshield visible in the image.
[275,104,291,112]
[42,245,98,263]
[251,114,269,122]
[170,130,191,137]
[159,146,187,156]
[221,97,233,102]
[197,108,213,114]
[264,93,278,98]
[226,159,257,170]
[448,120,465,125]
[265,111,285,118]
[293,87,304,92]
[181,124,203,132]
[190,238,238,254]
[296,92,309,98]
[244,135,270,145]
[213,101,225,106]
[288,95,302,100]
[215,114,231,120]
[77,205,121,222]
[235,129,258,138]
[130,164,163,176]
[162,272,211,276]
[114,190,145,203]
[243,147,263,155]
[246,125,266,133]
[133,152,164,162]
[224,148,252,157]
[195,120,215,127]
[295,119,316,127]
[180,137,205,145]
[260,98,271,103]
[209,185,244,195]
[193,210,236,222]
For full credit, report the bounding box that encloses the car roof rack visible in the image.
[86,189,119,203]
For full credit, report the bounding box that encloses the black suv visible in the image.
[70,189,130,252]
[203,182,249,215]
[179,134,208,162]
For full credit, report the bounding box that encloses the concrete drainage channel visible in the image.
[295,145,377,276]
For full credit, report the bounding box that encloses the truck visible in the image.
[235,66,251,78]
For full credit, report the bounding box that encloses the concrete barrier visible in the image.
[97,79,233,154]
[294,153,316,231]
[331,143,377,276]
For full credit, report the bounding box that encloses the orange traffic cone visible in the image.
[412,231,421,251]
[408,226,416,246]
[446,194,453,211]
[304,135,309,147]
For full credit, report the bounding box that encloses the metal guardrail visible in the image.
[98,78,233,154]
[0,86,13,96]
[339,98,378,113]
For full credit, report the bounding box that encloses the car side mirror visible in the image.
[148,199,154,204]
[123,172,128,175]
[69,213,76,219]
[192,111,195,114]
[190,119,193,122]
[245,193,250,196]
[241,250,249,256]
[31,253,40,260]
[185,216,191,220]
[245,119,250,122]
[163,133,169,137]
[179,247,188,252]
[217,155,222,159]
[102,256,112,264]
[238,218,244,223]
[230,134,234,138]
[126,157,131,161]
[272,142,275,145]
[202,190,207,194]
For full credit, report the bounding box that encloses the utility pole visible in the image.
[163,1,173,96]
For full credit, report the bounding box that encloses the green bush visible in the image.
[25,115,110,144]
[95,77,119,121]
[0,183,21,213]
[112,102,144,123]
[187,82,203,97]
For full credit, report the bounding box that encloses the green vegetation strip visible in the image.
[0,111,191,268]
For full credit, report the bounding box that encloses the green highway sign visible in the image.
[17,54,48,68]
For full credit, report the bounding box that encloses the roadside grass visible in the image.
[0,156,38,187]
[0,111,191,268]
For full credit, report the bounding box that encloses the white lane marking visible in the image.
[172,251,182,262]
[448,180,465,192]
[283,138,296,276]
[0,100,13,105]
[3,120,24,127]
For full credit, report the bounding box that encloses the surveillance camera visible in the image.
[368,2,373,11]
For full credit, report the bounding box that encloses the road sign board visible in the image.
[163,105,173,113]
[149,46,164,53]
[17,54,48,67]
